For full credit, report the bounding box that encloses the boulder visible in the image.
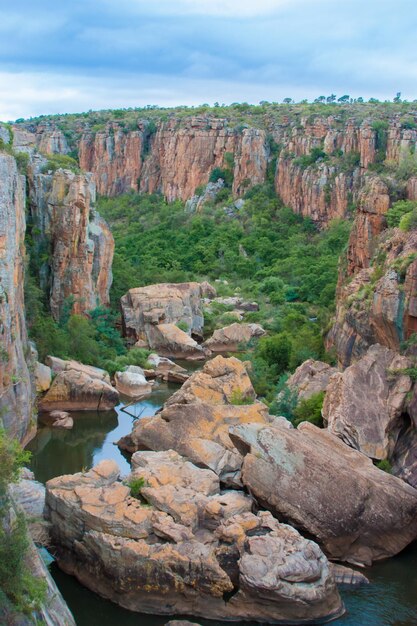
[287,359,337,400]
[147,323,205,360]
[145,354,189,383]
[45,355,111,384]
[39,369,119,411]
[121,282,208,346]
[35,362,52,392]
[230,421,417,565]
[322,344,413,460]
[115,367,153,398]
[45,458,343,623]
[203,323,265,353]
[118,357,278,485]
[210,296,259,311]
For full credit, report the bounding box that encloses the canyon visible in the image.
[2,102,417,624]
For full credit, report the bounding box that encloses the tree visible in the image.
[314,96,326,103]
[257,333,292,373]
[283,98,293,104]
[394,92,402,103]
[326,94,336,103]
[337,95,350,103]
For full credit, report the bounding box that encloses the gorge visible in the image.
[1,101,417,625]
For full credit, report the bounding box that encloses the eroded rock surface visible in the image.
[287,359,337,400]
[45,458,343,623]
[231,421,417,566]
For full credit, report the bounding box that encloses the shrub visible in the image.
[386,200,417,228]
[103,347,151,376]
[40,153,79,174]
[375,459,392,473]
[229,389,253,405]
[257,333,292,373]
[125,476,146,499]
[292,391,325,427]
[399,208,417,231]
[176,320,189,332]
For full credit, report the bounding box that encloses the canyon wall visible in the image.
[0,154,35,444]
[28,163,114,320]
[15,113,417,228]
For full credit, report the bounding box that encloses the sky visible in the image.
[1,0,417,121]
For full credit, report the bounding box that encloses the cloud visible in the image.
[0,0,417,119]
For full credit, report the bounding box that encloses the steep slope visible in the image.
[0,153,35,443]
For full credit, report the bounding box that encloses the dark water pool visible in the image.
[27,374,417,626]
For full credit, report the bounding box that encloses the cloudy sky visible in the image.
[1,0,416,120]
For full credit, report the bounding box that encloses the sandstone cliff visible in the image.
[15,111,417,225]
[0,153,35,443]
[28,164,114,320]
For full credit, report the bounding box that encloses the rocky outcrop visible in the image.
[203,323,265,352]
[39,369,119,412]
[147,353,188,383]
[28,166,114,320]
[322,344,412,460]
[287,359,337,400]
[121,282,211,358]
[118,356,281,485]
[0,153,35,444]
[328,229,417,366]
[45,458,343,623]
[230,421,417,566]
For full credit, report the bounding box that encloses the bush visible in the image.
[399,208,417,231]
[386,200,417,228]
[229,389,253,405]
[104,347,151,376]
[292,391,325,427]
[257,333,292,373]
[0,430,47,615]
[375,459,392,473]
[176,320,189,332]
[125,476,146,499]
[40,153,79,174]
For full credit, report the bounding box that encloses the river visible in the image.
[26,375,417,626]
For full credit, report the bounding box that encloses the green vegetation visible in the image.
[229,389,253,406]
[386,200,417,228]
[292,391,325,427]
[40,153,80,174]
[0,429,47,618]
[375,459,392,473]
[97,183,349,401]
[125,476,146,499]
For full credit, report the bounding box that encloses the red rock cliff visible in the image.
[0,153,35,443]
[28,165,114,320]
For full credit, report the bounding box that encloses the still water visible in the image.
[27,376,417,626]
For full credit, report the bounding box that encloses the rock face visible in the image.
[118,356,278,485]
[323,344,412,460]
[231,421,417,566]
[287,359,337,400]
[0,154,35,444]
[39,369,119,412]
[35,362,52,393]
[28,166,114,320]
[328,229,417,367]
[203,323,266,352]
[45,458,343,623]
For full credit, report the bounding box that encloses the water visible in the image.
[27,372,417,626]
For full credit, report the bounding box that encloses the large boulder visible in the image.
[118,357,281,485]
[147,354,189,383]
[115,366,153,398]
[39,369,119,411]
[45,355,111,384]
[145,323,205,360]
[121,282,212,346]
[203,323,265,353]
[45,458,343,623]
[230,421,417,566]
[322,344,413,460]
[287,359,337,400]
